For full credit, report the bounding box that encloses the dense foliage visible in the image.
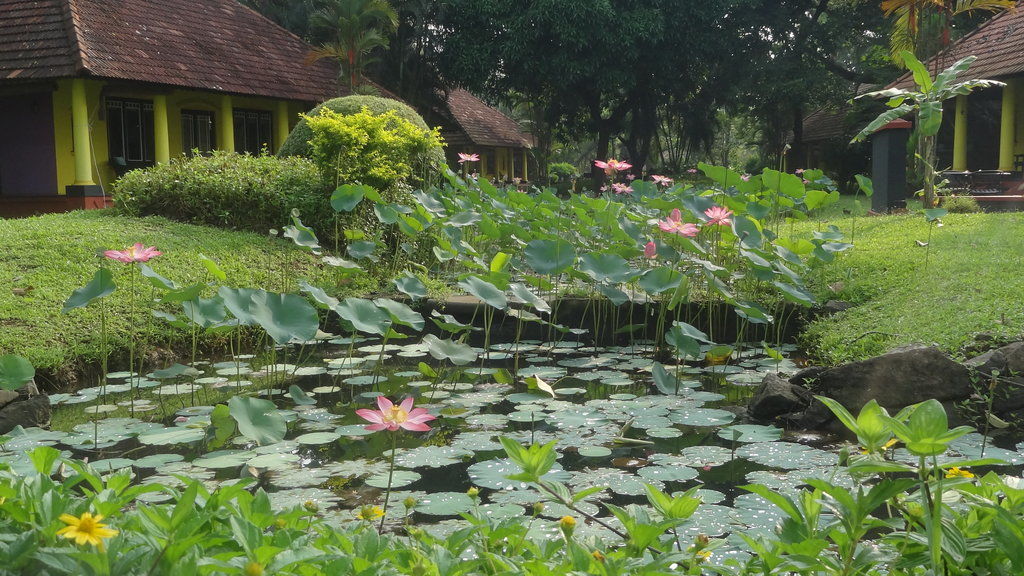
[113,152,330,236]
[277,95,444,171]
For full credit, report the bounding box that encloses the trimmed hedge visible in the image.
[113,152,330,234]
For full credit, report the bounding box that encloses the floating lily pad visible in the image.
[295,432,342,445]
[468,458,569,490]
[394,445,473,468]
[637,465,698,482]
[365,470,421,489]
[415,492,474,516]
[669,408,735,427]
[138,427,205,445]
[718,424,783,443]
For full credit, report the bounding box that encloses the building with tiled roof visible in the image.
[887,3,1024,176]
[436,89,534,182]
[0,0,351,215]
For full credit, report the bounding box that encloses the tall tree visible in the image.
[437,0,743,182]
[882,0,1014,65]
[369,0,450,112]
[306,0,399,91]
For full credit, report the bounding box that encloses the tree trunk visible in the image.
[790,104,805,171]
[592,127,611,190]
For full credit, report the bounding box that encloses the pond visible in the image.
[5,333,1024,559]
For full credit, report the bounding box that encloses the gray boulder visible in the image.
[749,373,811,420]
[965,341,1024,378]
[0,380,50,434]
[799,346,972,429]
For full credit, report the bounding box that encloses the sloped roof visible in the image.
[445,89,533,148]
[0,0,346,102]
[890,3,1024,90]
[0,0,80,79]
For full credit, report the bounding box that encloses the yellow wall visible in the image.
[49,78,303,195]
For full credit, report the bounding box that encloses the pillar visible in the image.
[999,81,1017,172]
[219,94,235,152]
[953,95,968,171]
[871,119,911,212]
[153,94,170,164]
[70,78,94,186]
[522,149,529,181]
[275,100,290,152]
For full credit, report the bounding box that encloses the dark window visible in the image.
[106,98,154,167]
[233,109,272,155]
[181,110,215,154]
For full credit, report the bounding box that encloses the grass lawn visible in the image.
[797,203,1024,363]
[0,210,358,385]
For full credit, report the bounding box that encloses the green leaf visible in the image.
[523,239,576,275]
[138,263,176,290]
[283,215,320,251]
[63,268,115,312]
[373,298,425,331]
[288,385,316,406]
[901,50,933,93]
[228,396,286,446]
[731,215,763,250]
[334,298,391,336]
[182,296,227,329]
[0,355,34,391]
[393,273,427,301]
[198,254,226,282]
[578,252,636,284]
[421,334,477,365]
[347,240,378,261]
[458,275,507,310]
[219,287,261,325]
[852,103,914,143]
[330,184,373,212]
[918,100,943,137]
[250,291,319,344]
[923,208,948,222]
[208,404,236,450]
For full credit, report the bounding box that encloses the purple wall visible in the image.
[0,93,58,196]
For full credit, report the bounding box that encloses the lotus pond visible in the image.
[6,332,1024,561]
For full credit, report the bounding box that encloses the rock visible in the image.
[798,346,972,430]
[790,365,828,388]
[0,394,50,434]
[965,341,1024,378]
[749,373,811,420]
[0,390,20,409]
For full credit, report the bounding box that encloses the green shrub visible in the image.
[547,162,579,183]
[113,151,331,234]
[278,95,446,172]
[304,107,442,192]
[941,194,981,213]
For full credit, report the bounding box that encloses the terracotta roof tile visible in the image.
[1,0,348,102]
[445,88,532,148]
[0,0,79,80]
[890,3,1024,90]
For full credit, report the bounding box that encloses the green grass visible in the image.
[796,204,1024,364]
[0,210,360,385]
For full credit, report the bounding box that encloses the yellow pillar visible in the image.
[522,149,528,180]
[153,94,170,164]
[70,78,94,185]
[275,100,290,152]
[953,95,968,171]
[219,94,235,152]
[999,81,1017,171]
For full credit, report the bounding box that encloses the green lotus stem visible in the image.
[379,432,397,532]
[612,436,654,446]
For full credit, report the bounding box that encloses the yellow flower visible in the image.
[946,467,975,479]
[559,515,576,536]
[591,550,605,563]
[56,512,118,549]
[695,550,712,563]
[356,505,385,521]
[243,561,264,576]
[883,438,898,450]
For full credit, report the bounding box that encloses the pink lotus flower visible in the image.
[802,179,810,184]
[357,396,435,432]
[600,185,609,193]
[625,173,636,181]
[644,241,657,258]
[704,206,733,226]
[658,209,699,237]
[594,158,633,175]
[795,168,805,174]
[104,243,162,263]
[458,153,480,164]
[651,175,673,187]
[740,174,751,182]
[687,168,698,174]
[611,182,632,195]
